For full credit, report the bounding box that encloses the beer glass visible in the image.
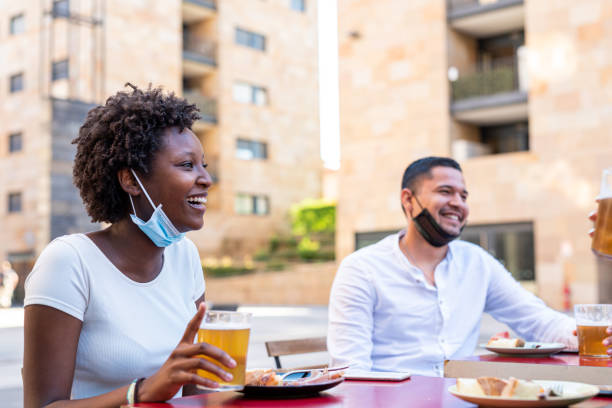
[196,310,252,391]
[592,168,612,258]
[574,304,612,358]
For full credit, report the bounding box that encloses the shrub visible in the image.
[265,260,286,271]
[298,236,320,261]
[290,199,336,236]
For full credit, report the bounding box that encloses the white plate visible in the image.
[481,342,566,356]
[449,380,600,407]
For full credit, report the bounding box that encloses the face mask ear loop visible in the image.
[412,194,425,214]
[128,195,138,217]
[130,169,157,211]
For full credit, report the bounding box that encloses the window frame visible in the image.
[8,132,23,153]
[235,27,266,51]
[8,192,22,213]
[51,59,69,81]
[236,138,268,160]
[52,0,70,18]
[10,73,24,93]
[9,13,25,35]
[290,0,306,12]
[232,81,268,106]
[234,193,270,216]
[460,221,535,281]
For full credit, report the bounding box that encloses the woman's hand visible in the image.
[137,303,237,402]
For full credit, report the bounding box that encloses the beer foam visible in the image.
[200,322,251,330]
[577,321,610,326]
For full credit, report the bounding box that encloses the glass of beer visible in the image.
[574,304,612,358]
[196,310,252,391]
[592,168,612,258]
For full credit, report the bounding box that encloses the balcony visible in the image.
[182,0,216,24]
[450,56,527,125]
[447,0,524,38]
[184,91,217,129]
[183,32,217,77]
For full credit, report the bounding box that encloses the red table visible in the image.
[126,375,611,408]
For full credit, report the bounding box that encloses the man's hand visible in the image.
[589,209,597,237]
[605,326,612,356]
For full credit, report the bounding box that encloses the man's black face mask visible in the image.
[411,195,463,247]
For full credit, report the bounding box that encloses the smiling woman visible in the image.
[22,84,236,408]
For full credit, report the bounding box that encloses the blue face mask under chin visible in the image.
[128,169,186,247]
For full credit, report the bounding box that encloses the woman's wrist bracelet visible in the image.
[134,377,146,403]
[126,378,139,405]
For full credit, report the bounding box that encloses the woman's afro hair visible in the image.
[72,83,200,223]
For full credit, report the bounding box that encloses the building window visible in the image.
[233,82,268,106]
[235,193,269,215]
[52,59,69,81]
[9,132,23,153]
[235,28,266,51]
[9,14,25,35]
[355,230,396,250]
[52,0,70,17]
[290,0,306,12]
[480,121,529,154]
[461,222,535,281]
[10,73,24,93]
[236,138,267,160]
[8,192,22,213]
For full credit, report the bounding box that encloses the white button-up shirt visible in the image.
[327,231,577,377]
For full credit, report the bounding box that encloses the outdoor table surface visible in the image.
[125,375,612,407]
[465,351,612,367]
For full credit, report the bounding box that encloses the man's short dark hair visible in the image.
[401,156,462,193]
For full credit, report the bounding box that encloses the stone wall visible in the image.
[205,261,338,305]
[336,0,612,308]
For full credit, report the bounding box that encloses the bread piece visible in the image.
[487,338,526,348]
[456,378,486,396]
[477,377,509,396]
[514,381,545,398]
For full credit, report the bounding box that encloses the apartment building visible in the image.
[336,0,612,308]
[0,0,320,303]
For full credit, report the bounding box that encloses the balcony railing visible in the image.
[447,0,523,18]
[183,32,217,66]
[184,0,216,9]
[184,91,217,124]
[450,56,525,102]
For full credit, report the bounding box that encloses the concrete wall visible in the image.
[205,261,337,305]
[336,0,450,259]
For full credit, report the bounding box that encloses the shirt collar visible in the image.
[393,228,455,270]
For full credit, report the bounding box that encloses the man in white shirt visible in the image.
[328,156,610,377]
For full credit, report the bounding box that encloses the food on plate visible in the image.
[456,377,561,399]
[245,369,282,386]
[486,331,526,348]
[245,368,344,387]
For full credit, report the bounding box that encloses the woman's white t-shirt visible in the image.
[24,233,205,399]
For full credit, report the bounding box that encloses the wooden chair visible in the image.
[265,336,328,370]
